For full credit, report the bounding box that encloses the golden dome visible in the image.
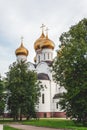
[34,25,55,50]
[40,37,55,49]
[34,33,55,50]
[34,32,45,50]
[15,43,28,56]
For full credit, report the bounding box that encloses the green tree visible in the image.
[0,75,5,116]
[6,61,41,121]
[53,18,87,125]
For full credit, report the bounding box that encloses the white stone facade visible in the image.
[15,30,66,118]
[36,48,53,64]
[16,55,27,62]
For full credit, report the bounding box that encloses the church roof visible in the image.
[53,93,63,99]
[45,61,53,66]
[37,73,50,80]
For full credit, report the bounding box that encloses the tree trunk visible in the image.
[26,115,29,120]
[20,115,22,121]
[19,108,22,121]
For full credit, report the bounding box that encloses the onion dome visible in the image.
[15,37,28,56]
[34,24,46,51]
[34,32,45,50]
[34,26,55,50]
[40,27,55,49]
[40,37,55,50]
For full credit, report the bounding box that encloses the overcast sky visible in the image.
[0,0,87,76]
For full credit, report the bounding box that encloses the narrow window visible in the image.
[44,53,45,60]
[56,102,58,109]
[48,53,49,59]
[42,94,45,104]
[51,53,53,59]
[38,55,40,62]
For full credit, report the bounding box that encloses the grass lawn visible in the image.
[21,118,87,130]
[3,125,20,130]
[1,118,87,130]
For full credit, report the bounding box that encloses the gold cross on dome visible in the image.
[40,24,45,33]
[45,27,49,33]
[21,36,24,43]
[45,27,49,38]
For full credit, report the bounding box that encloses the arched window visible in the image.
[42,94,45,104]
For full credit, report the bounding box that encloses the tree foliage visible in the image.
[6,61,41,120]
[53,18,87,124]
[0,75,5,116]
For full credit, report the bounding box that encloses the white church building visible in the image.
[15,25,66,118]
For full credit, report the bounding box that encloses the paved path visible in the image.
[9,124,69,130]
[0,124,3,130]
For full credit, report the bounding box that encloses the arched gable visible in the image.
[36,62,49,74]
[28,62,35,71]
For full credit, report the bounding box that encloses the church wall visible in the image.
[36,111,66,118]
[53,112,66,118]
[36,49,53,63]
[49,81,56,112]
[17,55,27,62]
[37,112,52,118]
[38,80,51,112]
[41,49,53,61]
